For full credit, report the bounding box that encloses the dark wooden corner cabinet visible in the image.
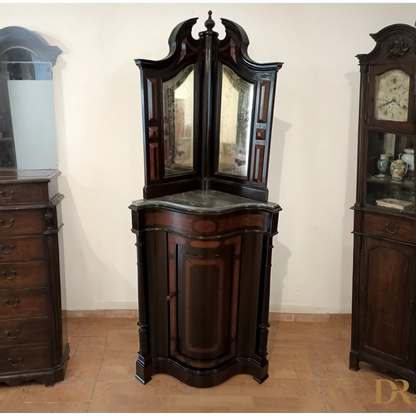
[0,28,68,386]
[350,23,416,393]
[130,12,283,387]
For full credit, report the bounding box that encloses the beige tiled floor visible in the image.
[0,316,415,413]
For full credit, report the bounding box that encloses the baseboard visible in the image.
[269,304,352,314]
[66,309,351,322]
[66,309,139,318]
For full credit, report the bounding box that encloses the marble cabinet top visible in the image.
[131,190,281,214]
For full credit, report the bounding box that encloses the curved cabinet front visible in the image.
[130,190,280,387]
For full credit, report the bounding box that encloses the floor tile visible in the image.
[269,339,339,357]
[103,342,139,364]
[318,378,376,412]
[97,360,136,381]
[88,381,169,412]
[251,379,326,412]
[308,355,359,379]
[65,358,102,381]
[73,344,106,360]
[24,381,95,403]
[71,321,109,337]
[0,384,31,412]
[67,318,83,337]
[19,402,89,412]
[107,328,139,344]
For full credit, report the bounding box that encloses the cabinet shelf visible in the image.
[366,176,414,189]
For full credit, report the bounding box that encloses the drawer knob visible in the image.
[5,329,21,339]
[166,293,176,301]
[0,245,14,254]
[0,219,14,228]
[386,224,398,234]
[8,357,23,367]
[1,270,16,280]
[4,298,19,308]
[0,191,14,200]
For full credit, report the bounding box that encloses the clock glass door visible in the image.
[365,131,415,215]
[375,69,410,122]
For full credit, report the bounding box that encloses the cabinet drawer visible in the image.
[0,346,51,373]
[0,317,49,347]
[0,261,46,289]
[362,212,416,243]
[0,184,44,205]
[0,288,47,318]
[0,210,43,236]
[0,236,44,262]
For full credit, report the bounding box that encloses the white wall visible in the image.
[0,3,414,313]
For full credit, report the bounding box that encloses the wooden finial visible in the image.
[204,11,215,33]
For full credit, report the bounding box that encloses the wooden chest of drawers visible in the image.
[0,170,69,386]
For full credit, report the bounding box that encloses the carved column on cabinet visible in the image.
[257,235,273,360]
[44,208,63,367]
[136,234,149,363]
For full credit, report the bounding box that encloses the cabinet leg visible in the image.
[349,351,360,371]
[408,376,416,395]
[253,374,269,384]
[136,375,152,385]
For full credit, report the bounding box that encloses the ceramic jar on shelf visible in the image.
[390,158,408,181]
[376,153,391,176]
[400,148,414,172]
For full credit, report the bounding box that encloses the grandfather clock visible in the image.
[350,23,416,393]
[130,12,283,387]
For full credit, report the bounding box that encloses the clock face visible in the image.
[375,69,410,122]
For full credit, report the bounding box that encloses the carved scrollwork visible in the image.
[44,211,53,221]
[386,37,411,57]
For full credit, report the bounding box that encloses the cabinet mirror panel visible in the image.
[375,69,410,122]
[0,47,57,170]
[365,131,414,216]
[218,65,254,177]
[163,65,194,177]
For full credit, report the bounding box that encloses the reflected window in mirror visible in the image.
[163,65,194,177]
[0,46,57,170]
[218,65,254,177]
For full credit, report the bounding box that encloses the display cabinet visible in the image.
[350,23,416,393]
[0,27,68,386]
[130,12,283,387]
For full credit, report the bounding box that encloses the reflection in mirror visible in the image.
[0,47,57,169]
[218,65,254,177]
[163,65,194,177]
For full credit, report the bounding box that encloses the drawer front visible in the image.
[0,236,44,262]
[0,288,47,318]
[0,261,47,289]
[362,212,416,243]
[0,317,49,347]
[0,210,44,236]
[0,346,51,373]
[0,184,44,205]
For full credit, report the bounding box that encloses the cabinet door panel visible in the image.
[168,234,240,368]
[360,237,415,364]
